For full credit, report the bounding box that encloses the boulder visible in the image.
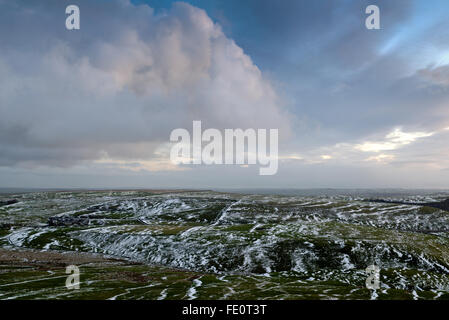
[0,199,18,207]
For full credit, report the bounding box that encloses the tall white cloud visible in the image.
[0,0,291,168]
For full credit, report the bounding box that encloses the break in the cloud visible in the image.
[354,128,435,153]
[280,126,449,173]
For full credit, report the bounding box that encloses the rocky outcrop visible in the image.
[48,215,89,226]
[365,198,449,212]
[0,199,18,207]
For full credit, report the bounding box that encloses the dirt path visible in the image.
[0,247,126,267]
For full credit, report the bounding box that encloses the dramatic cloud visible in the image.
[1,0,449,188]
[0,0,291,168]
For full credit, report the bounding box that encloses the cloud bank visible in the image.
[0,0,291,169]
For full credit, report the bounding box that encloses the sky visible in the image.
[1,0,449,189]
